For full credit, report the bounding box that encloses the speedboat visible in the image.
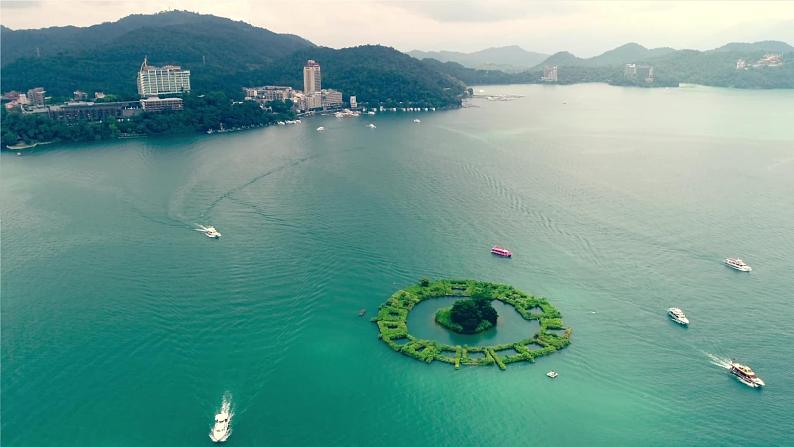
[413,119,421,123]
[667,307,689,326]
[546,371,558,379]
[209,411,231,442]
[316,126,325,132]
[490,246,512,258]
[367,123,376,128]
[195,225,221,238]
[724,257,751,272]
[729,361,765,388]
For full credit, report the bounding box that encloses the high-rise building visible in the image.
[136,57,191,97]
[349,96,357,109]
[542,66,558,82]
[303,60,322,94]
[27,87,46,107]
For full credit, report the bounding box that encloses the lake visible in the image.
[2,83,793,446]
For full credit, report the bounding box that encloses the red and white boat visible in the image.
[490,246,512,257]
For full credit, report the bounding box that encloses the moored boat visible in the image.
[729,361,765,388]
[490,246,512,257]
[724,257,751,272]
[667,307,689,326]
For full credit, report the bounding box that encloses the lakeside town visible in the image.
[1,55,447,149]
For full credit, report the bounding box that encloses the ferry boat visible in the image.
[209,411,231,442]
[724,257,752,272]
[667,307,689,326]
[490,246,512,257]
[729,361,765,388]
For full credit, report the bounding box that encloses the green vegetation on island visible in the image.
[435,296,498,334]
[374,279,572,370]
[1,92,295,148]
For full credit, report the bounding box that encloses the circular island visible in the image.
[374,279,572,370]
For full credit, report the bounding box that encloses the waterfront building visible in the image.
[755,54,783,67]
[638,65,655,83]
[321,89,343,109]
[624,63,638,77]
[625,64,655,83]
[2,91,20,101]
[43,101,141,122]
[27,87,46,107]
[305,91,323,110]
[243,86,293,103]
[95,92,106,100]
[136,56,191,97]
[303,60,322,94]
[349,95,357,109]
[73,90,88,101]
[542,66,558,82]
[140,96,184,112]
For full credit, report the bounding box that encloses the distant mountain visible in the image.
[585,43,675,66]
[409,45,548,72]
[0,10,313,67]
[534,43,675,69]
[711,40,794,53]
[0,12,464,106]
[539,51,584,67]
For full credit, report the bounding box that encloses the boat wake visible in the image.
[707,353,732,370]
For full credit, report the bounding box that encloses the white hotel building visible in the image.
[137,57,191,97]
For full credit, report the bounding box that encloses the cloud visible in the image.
[387,0,576,23]
[0,0,42,9]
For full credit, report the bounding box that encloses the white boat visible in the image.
[367,111,376,115]
[667,307,689,326]
[209,410,231,442]
[413,119,421,123]
[729,361,765,388]
[367,123,376,128]
[724,257,751,272]
[316,126,325,132]
[546,371,558,379]
[196,225,221,238]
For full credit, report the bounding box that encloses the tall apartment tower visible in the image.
[137,56,191,97]
[303,60,322,94]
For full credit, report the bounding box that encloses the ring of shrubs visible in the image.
[374,279,572,370]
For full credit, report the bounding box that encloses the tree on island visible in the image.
[449,297,498,333]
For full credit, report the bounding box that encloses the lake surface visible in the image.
[2,83,793,446]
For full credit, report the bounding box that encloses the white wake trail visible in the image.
[706,353,731,369]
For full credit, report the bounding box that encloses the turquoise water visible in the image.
[2,83,793,446]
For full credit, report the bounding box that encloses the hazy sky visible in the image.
[2,0,793,56]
